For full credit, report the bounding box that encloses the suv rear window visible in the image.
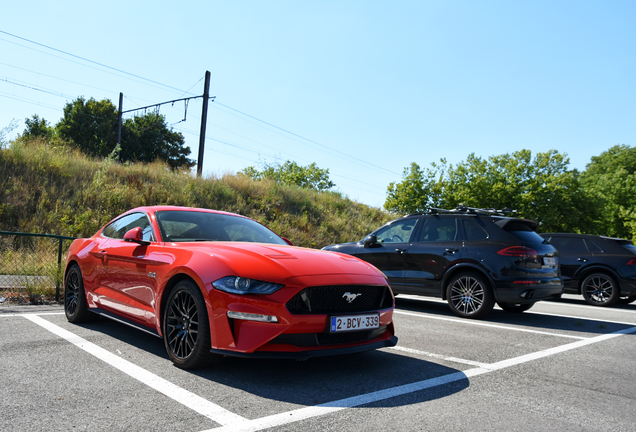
[499,221,544,243]
[507,230,545,244]
[621,244,636,255]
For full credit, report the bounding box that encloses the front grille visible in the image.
[286,285,392,314]
[269,326,388,347]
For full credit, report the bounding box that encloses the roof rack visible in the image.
[426,204,517,216]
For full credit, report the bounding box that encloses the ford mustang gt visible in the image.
[64,206,397,368]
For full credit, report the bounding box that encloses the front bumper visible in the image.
[210,335,398,359]
[205,274,396,357]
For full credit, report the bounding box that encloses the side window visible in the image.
[463,219,489,241]
[375,219,417,244]
[585,240,604,254]
[417,217,458,242]
[549,237,587,254]
[102,213,154,242]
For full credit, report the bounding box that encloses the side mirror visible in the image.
[281,237,293,246]
[124,227,150,245]
[363,234,378,248]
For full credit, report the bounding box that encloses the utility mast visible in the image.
[197,71,211,177]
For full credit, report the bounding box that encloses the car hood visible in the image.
[181,242,383,281]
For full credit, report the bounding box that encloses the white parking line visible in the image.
[201,325,636,432]
[10,311,636,432]
[389,345,491,368]
[22,314,248,427]
[394,310,589,340]
[0,312,65,318]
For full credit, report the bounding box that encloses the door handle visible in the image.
[395,248,407,254]
[577,257,587,262]
[445,248,459,254]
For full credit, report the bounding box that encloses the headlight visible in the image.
[212,276,284,295]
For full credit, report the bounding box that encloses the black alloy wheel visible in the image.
[581,273,620,307]
[64,264,96,323]
[497,302,534,313]
[163,280,221,369]
[446,273,495,319]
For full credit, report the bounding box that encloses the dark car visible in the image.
[323,206,563,319]
[539,233,636,306]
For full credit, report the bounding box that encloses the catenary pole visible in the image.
[117,92,123,146]
[197,71,211,177]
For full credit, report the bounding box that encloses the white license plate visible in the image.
[543,257,557,266]
[330,314,380,333]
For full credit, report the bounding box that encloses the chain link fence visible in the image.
[0,231,75,305]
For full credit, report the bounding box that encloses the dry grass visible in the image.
[0,139,393,249]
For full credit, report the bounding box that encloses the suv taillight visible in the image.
[497,246,538,258]
[627,259,636,265]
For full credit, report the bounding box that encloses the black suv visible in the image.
[539,233,636,306]
[323,206,563,319]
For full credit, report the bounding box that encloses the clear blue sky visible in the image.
[1,1,634,208]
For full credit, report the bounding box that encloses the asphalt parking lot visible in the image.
[1,295,635,432]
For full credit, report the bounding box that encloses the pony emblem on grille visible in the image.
[342,292,362,303]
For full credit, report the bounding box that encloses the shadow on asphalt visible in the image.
[72,315,468,407]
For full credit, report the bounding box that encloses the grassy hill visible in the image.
[0,139,392,248]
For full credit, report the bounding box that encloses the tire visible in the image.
[446,273,495,319]
[64,264,96,323]
[163,280,222,369]
[497,302,534,313]
[618,295,636,305]
[581,273,620,307]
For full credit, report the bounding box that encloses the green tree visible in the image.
[120,112,194,169]
[240,160,335,191]
[386,150,591,233]
[385,161,447,213]
[57,96,118,157]
[56,96,193,169]
[22,115,55,142]
[580,144,636,240]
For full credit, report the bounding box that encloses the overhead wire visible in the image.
[0,30,398,202]
[0,30,190,95]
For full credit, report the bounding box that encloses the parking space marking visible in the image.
[201,325,636,432]
[394,310,589,339]
[8,311,636,432]
[389,345,491,368]
[0,312,64,318]
[22,314,249,427]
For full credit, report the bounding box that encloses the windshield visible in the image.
[155,211,288,245]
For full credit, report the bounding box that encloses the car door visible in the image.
[352,217,420,289]
[401,216,463,295]
[92,212,164,326]
[545,235,589,291]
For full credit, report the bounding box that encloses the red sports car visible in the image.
[64,206,397,368]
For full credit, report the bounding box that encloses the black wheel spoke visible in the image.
[166,288,201,360]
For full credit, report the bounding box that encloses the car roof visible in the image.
[540,232,633,244]
[393,213,539,231]
[124,205,248,219]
